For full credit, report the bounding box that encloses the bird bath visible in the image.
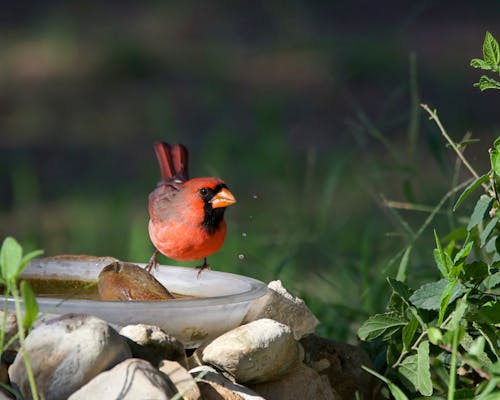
[8,256,268,348]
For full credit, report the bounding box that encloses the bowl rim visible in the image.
[13,259,269,309]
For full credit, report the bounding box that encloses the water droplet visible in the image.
[252,194,258,200]
[238,254,245,260]
[242,232,247,237]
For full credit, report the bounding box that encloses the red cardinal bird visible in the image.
[146,141,236,271]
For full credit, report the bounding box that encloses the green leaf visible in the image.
[483,31,500,66]
[475,301,500,324]
[427,327,443,345]
[417,341,432,396]
[362,366,409,400]
[442,295,468,330]
[453,240,473,266]
[479,271,500,290]
[433,230,451,277]
[467,195,494,231]
[469,335,485,357]
[358,313,407,341]
[474,323,500,359]
[402,315,419,350]
[438,280,456,325]
[388,277,413,303]
[491,149,500,177]
[480,217,498,247]
[0,237,23,282]
[398,354,419,392]
[453,173,490,211]
[470,58,493,70]
[409,279,466,311]
[396,246,412,282]
[485,235,498,253]
[20,281,38,329]
[433,249,449,278]
[463,261,489,283]
[476,75,500,91]
[18,249,43,276]
[460,332,493,370]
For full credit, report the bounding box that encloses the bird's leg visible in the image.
[145,250,159,272]
[196,257,211,278]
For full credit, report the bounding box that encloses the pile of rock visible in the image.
[1,280,375,399]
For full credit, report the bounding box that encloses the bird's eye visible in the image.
[199,188,209,197]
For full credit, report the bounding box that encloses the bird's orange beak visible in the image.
[210,187,236,209]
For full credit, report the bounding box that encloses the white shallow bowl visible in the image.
[9,256,268,348]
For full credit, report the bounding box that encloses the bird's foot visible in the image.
[195,258,211,278]
[145,250,159,273]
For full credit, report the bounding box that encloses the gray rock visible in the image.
[0,389,14,400]
[120,324,187,368]
[69,358,177,399]
[243,280,319,340]
[159,360,201,400]
[300,334,375,399]
[190,366,265,400]
[202,318,301,384]
[0,312,18,350]
[9,313,131,400]
[250,363,338,400]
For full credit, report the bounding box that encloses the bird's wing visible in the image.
[148,182,182,221]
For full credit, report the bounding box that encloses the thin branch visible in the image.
[421,104,480,180]
[438,344,491,381]
[383,200,448,213]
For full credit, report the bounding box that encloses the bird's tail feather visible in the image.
[154,141,189,182]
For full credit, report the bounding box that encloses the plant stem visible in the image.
[447,327,459,400]
[392,330,427,368]
[421,104,480,179]
[438,344,491,380]
[0,291,8,356]
[11,285,39,400]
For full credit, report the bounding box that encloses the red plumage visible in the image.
[147,142,236,267]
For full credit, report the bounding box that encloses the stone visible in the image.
[68,358,177,399]
[98,261,174,300]
[159,360,201,400]
[249,363,338,400]
[0,389,13,400]
[198,381,245,400]
[202,318,301,384]
[0,312,18,350]
[190,366,265,400]
[300,334,375,399]
[243,280,319,340]
[1,349,16,385]
[8,313,132,400]
[120,324,187,368]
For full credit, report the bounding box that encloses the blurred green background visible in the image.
[1,1,499,342]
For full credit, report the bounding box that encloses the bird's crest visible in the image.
[154,141,189,182]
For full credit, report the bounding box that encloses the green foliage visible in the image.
[0,237,42,400]
[471,31,500,91]
[358,134,500,398]
[360,45,500,396]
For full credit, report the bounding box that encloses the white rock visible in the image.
[159,360,201,400]
[190,366,265,400]
[69,358,177,399]
[120,324,187,368]
[249,363,338,400]
[243,280,319,340]
[9,314,131,400]
[202,318,301,384]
